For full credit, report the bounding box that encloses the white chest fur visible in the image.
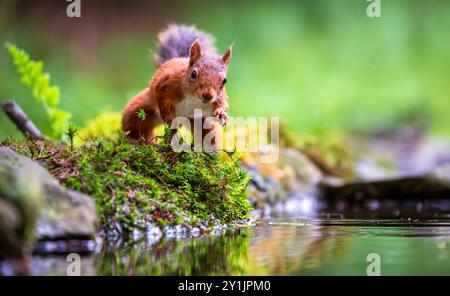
[175,95,213,118]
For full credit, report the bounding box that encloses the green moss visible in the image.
[2,135,252,237]
[76,110,122,143]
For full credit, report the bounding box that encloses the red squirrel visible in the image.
[122,24,232,146]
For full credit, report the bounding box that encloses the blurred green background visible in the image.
[1,0,449,139]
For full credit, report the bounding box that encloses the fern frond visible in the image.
[5,42,72,140]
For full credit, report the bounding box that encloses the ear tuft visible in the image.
[189,39,202,67]
[221,47,232,67]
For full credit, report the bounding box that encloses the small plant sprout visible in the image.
[137,109,147,121]
[65,123,78,150]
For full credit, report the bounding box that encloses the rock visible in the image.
[431,164,450,183]
[324,131,450,210]
[318,165,450,218]
[245,166,284,208]
[36,186,97,241]
[0,149,42,261]
[319,164,450,201]
[355,156,396,181]
[356,129,450,179]
[278,148,323,194]
[243,148,323,218]
[282,193,318,216]
[0,147,97,242]
[246,166,268,192]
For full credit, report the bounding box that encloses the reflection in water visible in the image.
[246,225,353,275]
[30,218,450,275]
[96,230,250,276]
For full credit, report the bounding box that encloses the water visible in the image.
[30,216,450,276]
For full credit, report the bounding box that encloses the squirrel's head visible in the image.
[186,39,232,104]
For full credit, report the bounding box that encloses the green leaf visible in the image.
[5,42,72,140]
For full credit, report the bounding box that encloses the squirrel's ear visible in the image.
[189,39,202,67]
[221,47,232,67]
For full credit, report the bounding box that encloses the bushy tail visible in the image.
[154,24,216,67]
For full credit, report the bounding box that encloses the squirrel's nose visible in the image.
[202,92,213,101]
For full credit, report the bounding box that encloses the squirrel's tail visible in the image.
[154,24,216,67]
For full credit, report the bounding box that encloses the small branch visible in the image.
[2,100,44,140]
[35,152,57,160]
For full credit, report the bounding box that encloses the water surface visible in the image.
[31,217,450,276]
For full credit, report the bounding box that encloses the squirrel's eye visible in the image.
[191,70,197,79]
[222,78,227,85]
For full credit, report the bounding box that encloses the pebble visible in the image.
[191,227,201,237]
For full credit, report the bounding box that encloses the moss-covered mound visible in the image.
[2,135,252,237]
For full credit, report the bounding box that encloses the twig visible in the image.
[35,152,57,160]
[2,100,44,140]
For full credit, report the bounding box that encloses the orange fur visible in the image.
[122,37,231,146]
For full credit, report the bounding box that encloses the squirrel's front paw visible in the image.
[214,109,229,126]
